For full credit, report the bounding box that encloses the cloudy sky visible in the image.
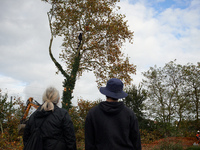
[0,0,200,106]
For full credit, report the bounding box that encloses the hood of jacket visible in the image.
[34,104,58,118]
[99,101,125,115]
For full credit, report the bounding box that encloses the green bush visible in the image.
[186,146,200,150]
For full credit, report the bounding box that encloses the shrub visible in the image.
[69,99,99,149]
[152,141,183,150]
[140,129,163,144]
[0,91,25,149]
[186,146,200,150]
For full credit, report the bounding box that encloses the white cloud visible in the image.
[118,0,200,86]
[0,75,25,99]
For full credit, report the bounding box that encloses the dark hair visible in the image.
[106,96,118,101]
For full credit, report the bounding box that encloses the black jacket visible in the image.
[23,104,77,150]
[85,101,141,150]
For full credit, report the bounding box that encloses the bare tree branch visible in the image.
[48,12,69,79]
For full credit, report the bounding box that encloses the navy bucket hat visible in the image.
[99,78,128,99]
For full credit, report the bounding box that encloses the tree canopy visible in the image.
[42,0,136,109]
[142,60,200,127]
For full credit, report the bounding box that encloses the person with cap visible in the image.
[85,78,141,150]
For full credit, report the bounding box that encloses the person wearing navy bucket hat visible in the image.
[85,78,141,150]
[99,78,128,99]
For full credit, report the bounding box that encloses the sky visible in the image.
[0,0,200,106]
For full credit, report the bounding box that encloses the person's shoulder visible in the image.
[86,104,100,117]
[89,104,99,113]
[30,107,41,118]
[123,105,132,112]
[123,105,136,116]
[85,105,100,120]
[60,108,68,113]
[54,105,69,116]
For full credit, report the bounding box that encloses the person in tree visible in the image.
[85,78,141,150]
[23,87,77,150]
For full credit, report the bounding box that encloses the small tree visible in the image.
[123,85,146,122]
[0,91,24,149]
[0,92,8,133]
[42,0,136,110]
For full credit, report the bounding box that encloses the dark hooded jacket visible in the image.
[23,104,76,150]
[85,101,141,150]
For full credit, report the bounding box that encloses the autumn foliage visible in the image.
[0,92,25,150]
[68,99,99,150]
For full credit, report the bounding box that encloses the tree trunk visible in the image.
[48,24,82,110]
[62,55,80,110]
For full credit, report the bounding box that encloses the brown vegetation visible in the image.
[142,137,198,150]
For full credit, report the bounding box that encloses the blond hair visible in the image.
[41,87,60,111]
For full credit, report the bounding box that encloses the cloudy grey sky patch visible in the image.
[0,0,199,106]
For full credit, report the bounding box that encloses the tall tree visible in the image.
[42,0,136,109]
[142,60,200,127]
[142,60,190,124]
[142,65,170,123]
[164,61,190,127]
[183,63,200,126]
